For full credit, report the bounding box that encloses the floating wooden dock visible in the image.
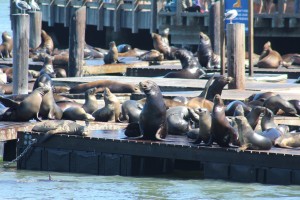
[15,129,300,185]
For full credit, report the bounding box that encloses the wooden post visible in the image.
[175,0,182,25]
[248,0,254,76]
[209,1,221,55]
[97,1,104,30]
[12,14,29,95]
[114,0,122,32]
[150,0,158,33]
[68,6,86,77]
[48,0,55,26]
[220,0,225,75]
[28,11,42,49]
[226,23,245,90]
[132,0,139,33]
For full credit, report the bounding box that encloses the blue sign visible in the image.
[225,0,248,32]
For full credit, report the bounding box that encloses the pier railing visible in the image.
[10,0,300,44]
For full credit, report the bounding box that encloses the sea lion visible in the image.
[261,108,277,131]
[82,87,99,114]
[160,27,170,46]
[124,80,168,140]
[225,100,251,116]
[53,85,70,93]
[151,32,176,60]
[40,30,54,54]
[56,101,83,112]
[137,97,185,109]
[69,80,141,94]
[119,100,143,123]
[206,75,233,101]
[246,106,266,130]
[166,106,199,135]
[62,107,95,121]
[207,94,238,147]
[275,132,300,148]
[104,41,119,64]
[117,44,132,53]
[118,48,148,57]
[197,32,220,69]
[193,108,212,144]
[288,100,300,115]
[40,56,56,78]
[0,87,50,122]
[263,95,297,116]
[138,50,164,61]
[235,116,272,150]
[245,91,277,102]
[0,32,13,59]
[92,87,121,122]
[54,68,67,78]
[164,49,206,79]
[282,53,300,66]
[256,41,283,69]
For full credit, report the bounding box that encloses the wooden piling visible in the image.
[226,23,245,90]
[248,0,254,76]
[12,14,29,95]
[28,11,42,49]
[114,0,122,32]
[68,6,86,77]
[175,0,183,25]
[209,2,221,56]
[132,0,138,33]
[220,0,226,75]
[150,0,158,33]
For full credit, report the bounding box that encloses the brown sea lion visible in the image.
[54,68,67,78]
[138,50,164,61]
[92,87,121,122]
[235,116,272,150]
[0,32,13,59]
[104,41,119,64]
[69,80,141,94]
[137,97,185,109]
[82,87,99,114]
[0,87,50,122]
[152,32,176,60]
[192,108,212,144]
[62,107,95,121]
[275,132,300,148]
[40,30,54,54]
[197,32,220,69]
[164,49,206,79]
[256,41,283,69]
[282,53,300,66]
[207,94,239,147]
[124,80,168,141]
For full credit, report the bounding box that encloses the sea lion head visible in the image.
[151,33,161,40]
[109,41,116,49]
[35,86,50,96]
[139,80,160,96]
[103,87,118,104]
[263,41,272,51]
[199,32,210,42]
[85,87,97,98]
[234,104,245,117]
[2,31,12,42]
[213,94,224,107]
[162,28,170,37]
[132,84,141,93]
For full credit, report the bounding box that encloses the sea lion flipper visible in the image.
[0,96,20,108]
[124,122,141,137]
[155,123,168,141]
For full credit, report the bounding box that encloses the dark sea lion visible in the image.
[164,49,206,79]
[288,100,300,115]
[275,132,300,148]
[225,100,251,116]
[138,50,164,61]
[235,116,272,150]
[38,88,63,120]
[92,87,121,122]
[0,87,49,122]
[256,41,282,69]
[206,75,233,101]
[193,108,212,144]
[245,91,277,102]
[166,106,199,135]
[197,32,220,69]
[282,53,300,66]
[246,106,266,130]
[33,73,53,91]
[53,54,69,66]
[261,108,277,131]
[84,43,105,59]
[124,80,168,140]
[104,41,119,64]
[82,87,99,114]
[62,107,95,121]
[263,95,297,116]
[117,44,132,53]
[137,97,185,109]
[69,80,141,94]
[40,56,56,77]
[119,100,143,123]
[207,94,238,147]
[152,32,175,60]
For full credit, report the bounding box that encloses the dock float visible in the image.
[16,129,300,185]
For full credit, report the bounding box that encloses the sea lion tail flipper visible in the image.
[124,122,141,137]
[238,144,250,151]
[198,73,216,98]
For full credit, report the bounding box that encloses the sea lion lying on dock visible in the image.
[69,80,141,94]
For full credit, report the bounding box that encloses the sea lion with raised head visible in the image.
[192,108,212,144]
[92,87,121,122]
[82,87,99,114]
[104,41,119,64]
[235,116,272,150]
[164,49,206,79]
[152,32,176,60]
[256,41,282,69]
[124,80,168,140]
